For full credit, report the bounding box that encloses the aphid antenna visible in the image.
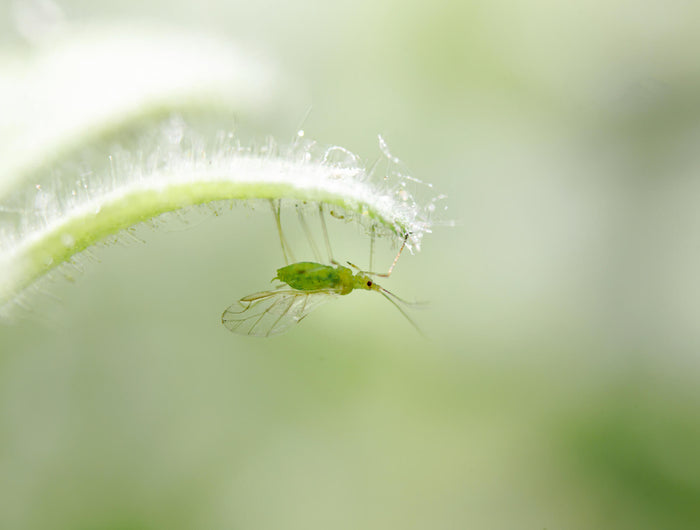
[377,287,425,337]
[382,286,429,308]
[378,285,416,305]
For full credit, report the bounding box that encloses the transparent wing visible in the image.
[221,288,338,337]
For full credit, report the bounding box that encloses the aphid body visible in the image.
[274,262,377,295]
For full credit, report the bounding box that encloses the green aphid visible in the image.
[221,201,418,337]
[274,261,373,295]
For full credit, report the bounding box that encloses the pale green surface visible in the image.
[2,1,700,529]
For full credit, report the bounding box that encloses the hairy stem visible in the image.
[0,135,434,317]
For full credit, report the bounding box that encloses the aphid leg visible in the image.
[297,203,321,262]
[368,226,376,273]
[270,199,295,265]
[345,260,361,271]
[350,233,409,277]
[373,233,408,277]
[319,203,335,263]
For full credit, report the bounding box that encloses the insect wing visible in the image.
[222,289,337,336]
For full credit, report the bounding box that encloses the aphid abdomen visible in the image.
[275,262,352,293]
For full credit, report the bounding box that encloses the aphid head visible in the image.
[353,272,381,292]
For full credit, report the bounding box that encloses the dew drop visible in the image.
[323,146,359,167]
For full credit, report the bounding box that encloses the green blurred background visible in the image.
[2,0,700,528]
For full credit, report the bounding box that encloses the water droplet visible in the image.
[297,129,305,137]
[323,146,359,166]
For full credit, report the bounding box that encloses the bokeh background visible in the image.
[2,0,700,528]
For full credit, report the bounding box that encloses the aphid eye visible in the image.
[367,281,372,286]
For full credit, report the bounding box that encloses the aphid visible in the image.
[221,201,419,337]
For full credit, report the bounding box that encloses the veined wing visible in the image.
[221,288,339,337]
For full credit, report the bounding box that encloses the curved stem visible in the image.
[0,146,432,316]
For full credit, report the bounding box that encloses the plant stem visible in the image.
[0,144,433,317]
